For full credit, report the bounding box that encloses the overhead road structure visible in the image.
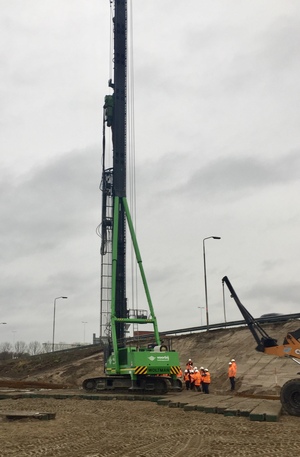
[126,313,300,342]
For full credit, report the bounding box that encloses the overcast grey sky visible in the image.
[1,0,300,346]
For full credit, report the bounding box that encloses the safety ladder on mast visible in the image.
[99,169,113,343]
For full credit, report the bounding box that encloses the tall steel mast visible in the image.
[100,0,127,346]
[100,1,161,360]
[111,0,127,343]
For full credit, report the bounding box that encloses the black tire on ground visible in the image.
[280,378,300,416]
[154,378,168,395]
[82,378,96,391]
[175,378,183,391]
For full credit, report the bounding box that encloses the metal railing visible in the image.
[126,313,300,342]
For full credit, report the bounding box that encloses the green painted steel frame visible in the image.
[111,196,161,373]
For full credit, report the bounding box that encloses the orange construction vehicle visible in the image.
[222,275,300,416]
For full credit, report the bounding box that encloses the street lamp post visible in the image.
[203,236,221,331]
[82,321,88,344]
[52,296,68,352]
[222,280,227,327]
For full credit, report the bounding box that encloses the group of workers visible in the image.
[181,358,237,393]
[183,359,211,394]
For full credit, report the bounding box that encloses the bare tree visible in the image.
[0,342,13,360]
[0,340,83,359]
[28,341,43,355]
[14,341,28,357]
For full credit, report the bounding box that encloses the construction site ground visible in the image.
[1,320,300,456]
[0,393,300,457]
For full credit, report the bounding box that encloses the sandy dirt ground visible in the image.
[1,323,300,456]
[1,396,300,457]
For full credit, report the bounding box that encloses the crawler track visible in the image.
[82,375,182,395]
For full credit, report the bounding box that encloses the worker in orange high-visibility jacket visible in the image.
[230,359,237,375]
[189,369,196,390]
[193,367,201,392]
[228,362,236,391]
[189,370,195,391]
[199,367,205,392]
[185,358,193,370]
[202,368,211,394]
[184,369,191,390]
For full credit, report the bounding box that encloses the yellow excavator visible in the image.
[222,276,300,416]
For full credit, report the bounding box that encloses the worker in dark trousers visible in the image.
[202,368,211,394]
[193,367,201,392]
[228,362,236,391]
[200,367,205,392]
[184,369,190,390]
[231,359,237,375]
[189,370,195,391]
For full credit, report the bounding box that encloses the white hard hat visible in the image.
[200,366,204,370]
[204,368,208,372]
[229,362,232,365]
[188,358,192,361]
[190,370,194,373]
[194,367,198,370]
[231,359,235,362]
[185,369,188,373]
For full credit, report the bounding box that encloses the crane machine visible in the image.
[82,0,182,395]
[222,275,300,416]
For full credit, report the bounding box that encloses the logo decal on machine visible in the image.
[147,355,170,362]
[157,356,170,362]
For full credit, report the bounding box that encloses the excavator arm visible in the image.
[222,276,300,358]
[222,276,278,352]
[222,275,300,416]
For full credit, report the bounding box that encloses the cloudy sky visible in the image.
[1,0,300,347]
